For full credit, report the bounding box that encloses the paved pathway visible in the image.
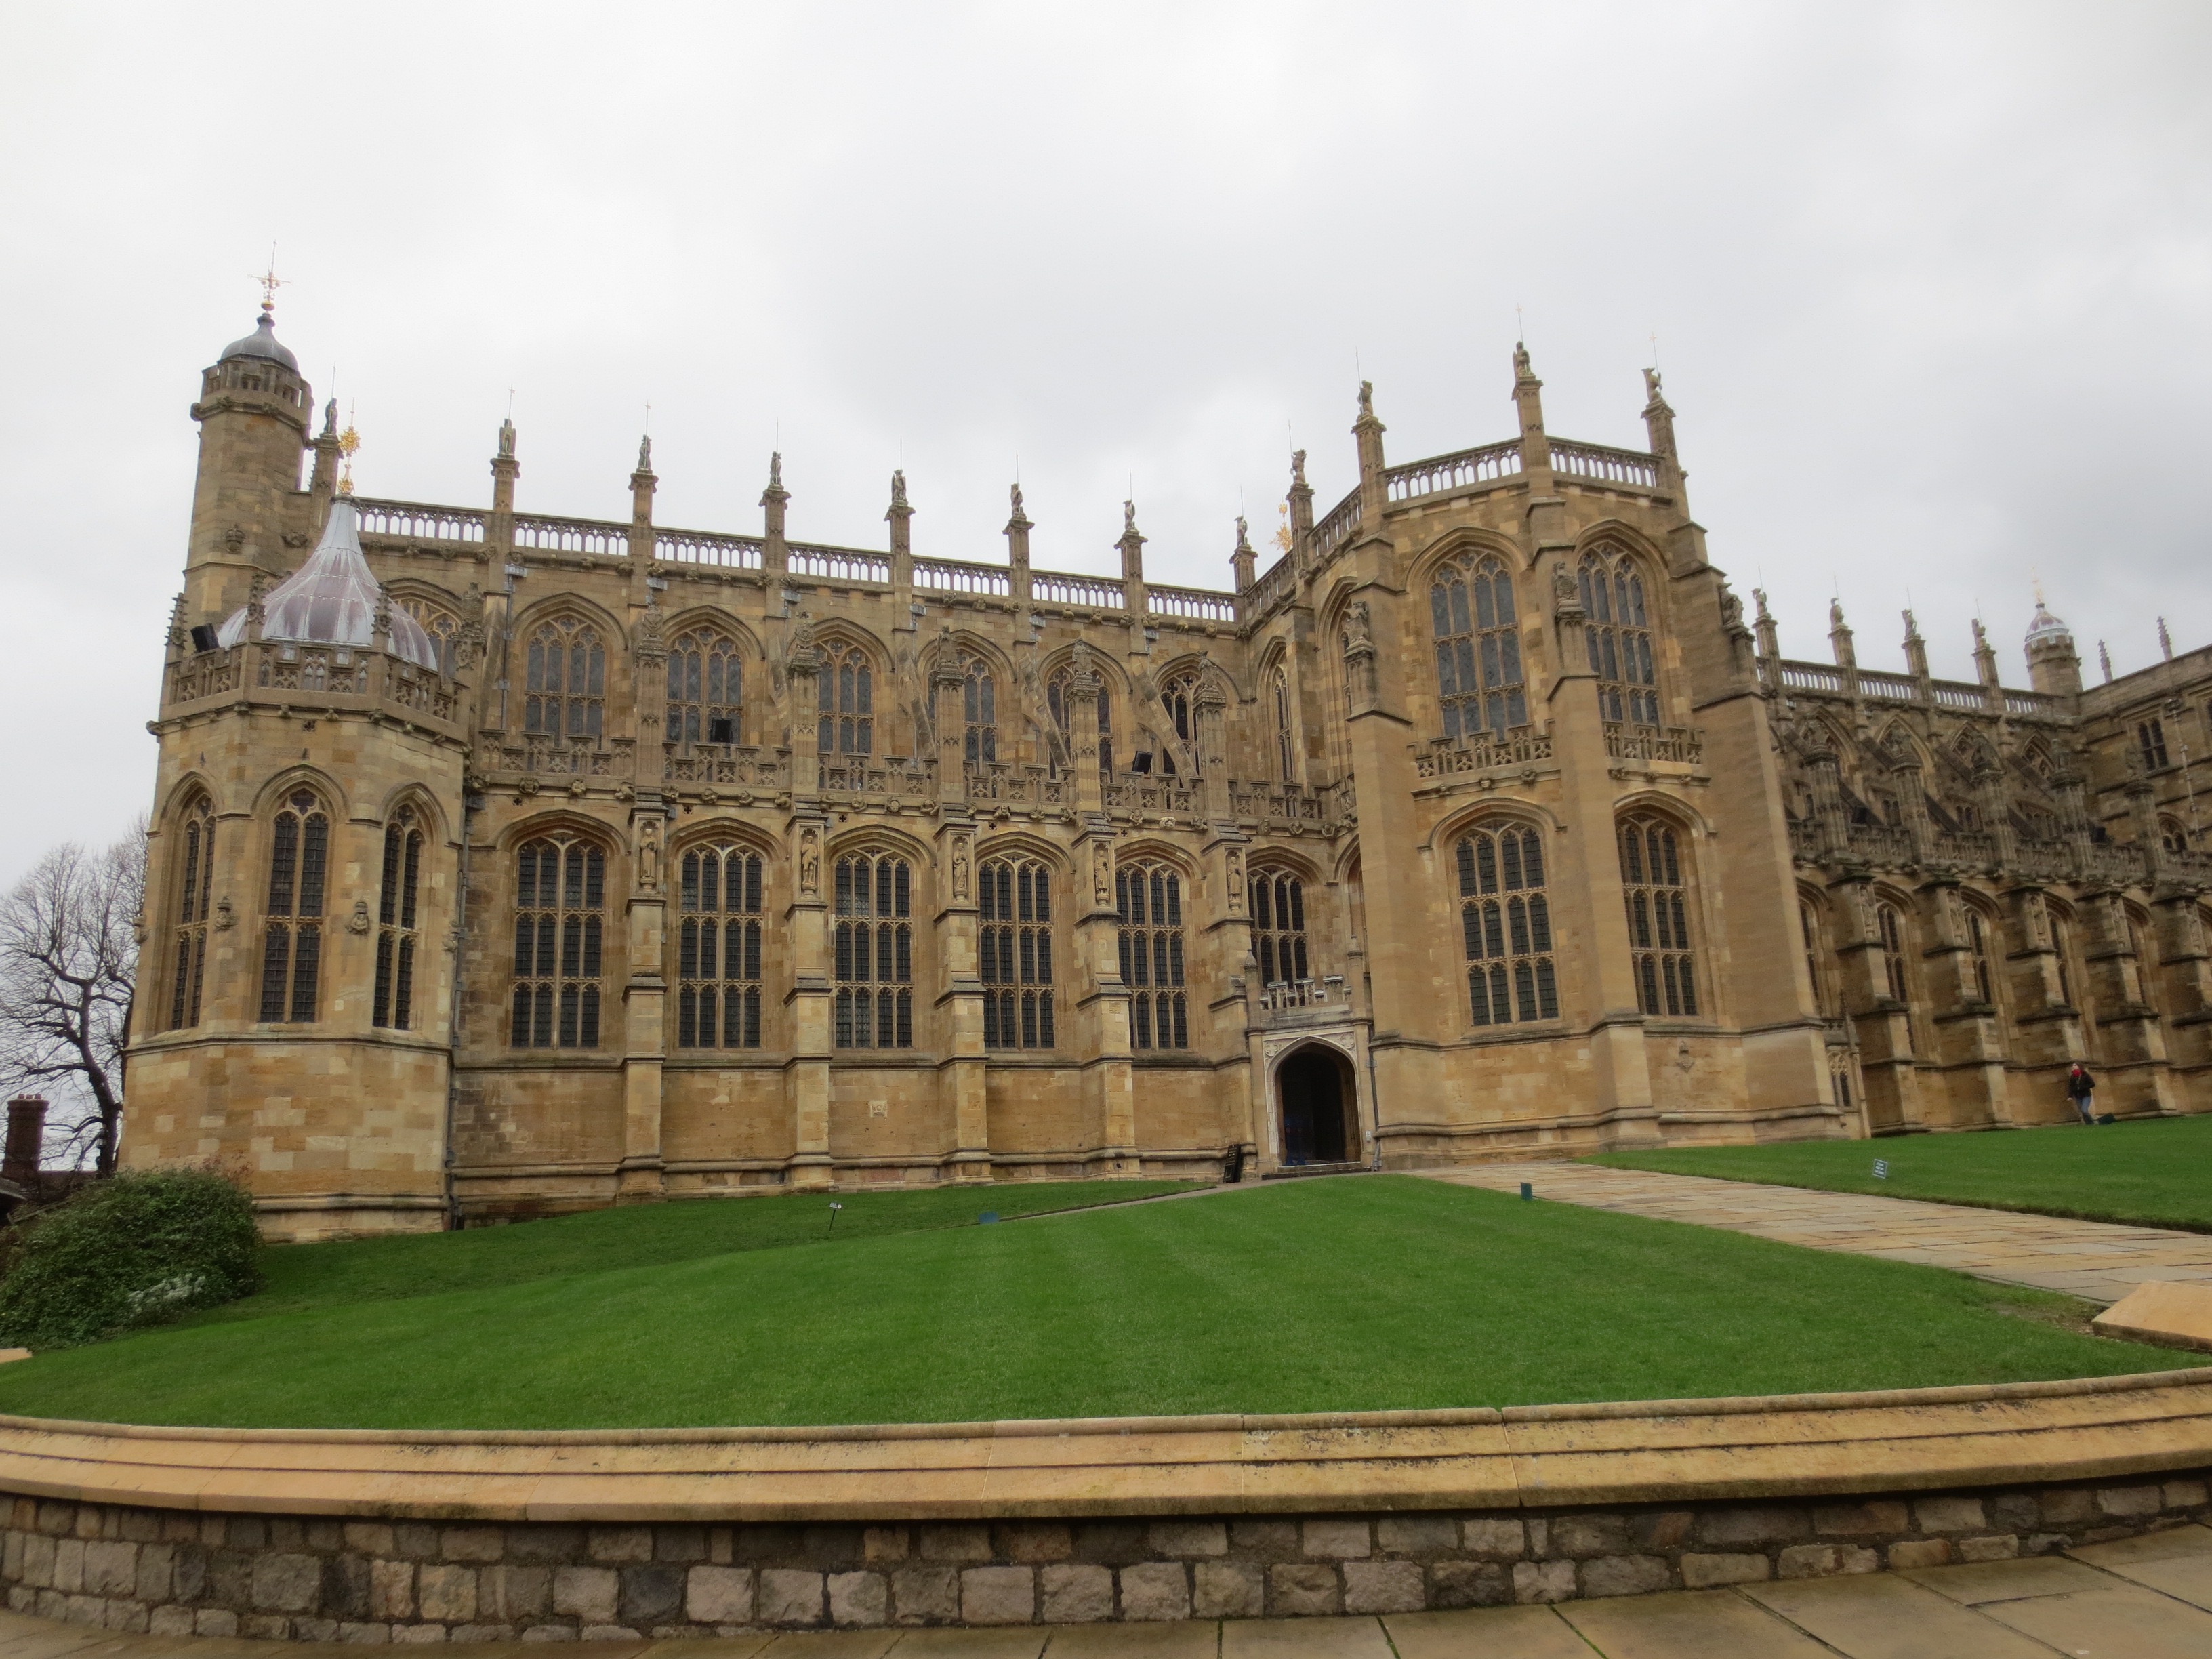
[1,1530,2209,1655]
[1418,1160,2212,1307]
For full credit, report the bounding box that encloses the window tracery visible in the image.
[961,653,998,766]
[1117,860,1187,1049]
[834,853,912,1048]
[1249,869,1309,990]
[667,628,741,747]
[373,805,424,1031]
[1876,901,1910,1004]
[259,788,329,1023]
[1047,664,1113,777]
[980,856,1053,1049]
[524,617,605,741]
[1158,669,1202,773]
[819,644,874,756]
[1965,905,1995,1005]
[1271,665,1294,781]
[167,794,217,1031]
[1431,555,1526,742]
[677,844,763,1049]
[1620,815,1698,1017]
[1456,824,1557,1025]
[510,834,606,1048]
[397,599,462,677]
[1578,546,1660,726]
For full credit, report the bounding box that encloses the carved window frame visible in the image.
[676,843,764,1050]
[1456,823,1558,1026]
[259,788,331,1024]
[510,833,608,1049]
[1431,554,1527,743]
[1117,859,1188,1050]
[980,856,1053,1050]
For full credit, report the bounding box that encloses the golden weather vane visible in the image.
[337,401,361,497]
[253,246,287,315]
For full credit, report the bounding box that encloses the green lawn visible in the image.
[1589,1115,2212,1231]
[0,1176,2174,1431]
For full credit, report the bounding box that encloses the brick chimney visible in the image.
[3,1097,46,1184]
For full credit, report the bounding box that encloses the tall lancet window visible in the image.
[980,856,1053,1049]
[668,628,741,746]
[1620,815,1698,1017]
[1117,860,1188,1050]
[1158,669,1203,773]
[167,794,217,1031]
[373,805,425,1031]
[677,844,764,1049]
[1048,665,1113,777]
[1456,824,1557,1025]
[1271,665,1294,781]
[1431,555,1525,742]
[1250,870,1309,989]
[510,835,606,1048]
[962,653,998,766]
[819,645,874,756]
[1579,546,1660,726]
[259,789,330,1023]
[525,618,606,741]
[834,853,912,1048]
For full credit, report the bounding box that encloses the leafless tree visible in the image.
[0,821,145,1174]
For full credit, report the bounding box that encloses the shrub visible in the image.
[0,1167,261,1350]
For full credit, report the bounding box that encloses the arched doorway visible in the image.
[1277,1044,1357,1166]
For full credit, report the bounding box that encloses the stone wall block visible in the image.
[1913,1496,1987,1534]
[149,1605,195,1637]
[617,1563,683,1628]
[2097,1486,2163,1518]
[684,1565,752,1625]
[1513,1560,1575,1604]
[826,1570,886,1626]
[207,1549,251,1607]
[319,1555,369,1622]
[951,1565,1027,1626]
[507,1525,585,1565]
[1814,1501,1910,1537]
[171,1545,207,1603]
[1580,1556,1673,1598]
[1429,1559,1512,1607]
[2040,1490,2096,1526]
[33,1502,73,1537]
[758,1568,827,1626]
[890,1564,958,1624]
[550,1565,617,1624]
[800,1525,862,1568]
[1119,1562,1191,1621]
[106,1599,150,1633]
[1300,1519,1371,1559]
[1698,1507,1809,1547]
[996,1522,1073,1563]
[1343,1560,1425,1614]
[1549,1515,1629,1558]
[415,1563,476,1624]
[1630,1512,1694,1551]
[587,1527,653,1564]
[20,1533,54,1589]
[269,1521,306,1549]
[1191,1561,1264,1619]
[653,1526,707,1564]
[1460,1519,1525,1559]
[369,1560,413,1620]
[1955,1535,2020,1563]
[119,1513,162,1545]
[253,1553,323,1614]
[1376,1517,1456,1555]
[194,1609,239,1638]
[1681,1553,1769,1589]
[1229,1521,1298,1555]
[863,1527,909,1565]
[482,1564,550,1623]
[2165,1479,2209,1509]
[1147,1521,1225,1559]
[919,1524,993,1563]
[1267,1563,1340,1616]
[335,1621,388,1644]
[1073,1522,1149,1565]
[1887,1540,1951,1569]
[53,1536,84,1594]
[344,1524,396,1559]
[733,1525,802,1564]
[441,1527,503,1563]
[393,1525,441,1561]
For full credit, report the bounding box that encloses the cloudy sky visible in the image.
[1,1,2206,882]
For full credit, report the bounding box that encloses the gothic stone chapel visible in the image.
[128,307,2212,1237]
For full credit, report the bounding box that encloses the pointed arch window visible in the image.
[1047,665,1113,777]
[1271,665,1294,781]
[819,644,874,756]
[1965,905,1996,1006]
[1876,901,1910,1004]
[167,794,217,1031]
[1456,824,1557,1025]
[2127,912,2160,1015]
[1431,555,1526,742]
[510,834,606,1048]
[2051,912,2076,1008]
[373,805,425,1030]
[1579,547,1660,726]
[834,853,912,1048]
[677,844,763,1049]
[524,618,605,741]
[961,653,998,766]
[397,599,461,678]
[668,628,741,747]
[1158,670,1202,774]
[1117,860,1187,1049]
[980,856,1052,1048]
[1799,901,1830,1017]
[259,789,329,1023]
[1620,815,1698,1017]
[1250,869,1309,990]
[2139,718,2171,771]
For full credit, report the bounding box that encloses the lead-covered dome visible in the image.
[2025,599,2072,648]
[218,306,299,373]
[216,498,440,670]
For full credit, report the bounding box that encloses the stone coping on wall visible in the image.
[0,1366,2207,1523]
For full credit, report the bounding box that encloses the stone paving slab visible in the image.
[1416,1160,2212,1306]
[3,1547,2212,1654]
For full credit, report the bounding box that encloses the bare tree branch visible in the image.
[0,821,144,1174]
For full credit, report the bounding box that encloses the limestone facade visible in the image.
[125,315,2212,1235]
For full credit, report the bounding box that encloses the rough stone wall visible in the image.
[5,1477,2205,1640]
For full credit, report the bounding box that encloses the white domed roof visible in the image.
[218,306,299,373]
[2025,599,2072,648]
[216,498,441,671]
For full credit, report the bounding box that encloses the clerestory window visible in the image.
[167,793,218,1031]
[1620,815,1698,1017]
[524,618,605,741]
[1456,824,1557,1025]
[259,789,329,1023]
[510,835,606,1048]
[834,853,912,1048]
[677,843,763,1048]
[1118,861,1188,1049]
[668,629,741,746]
[372,805,424,1030]
[980,857,1053,1048]
[1580,546,1660,726]
[1431,555,1525,743]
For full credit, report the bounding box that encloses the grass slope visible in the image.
[0,1177,2172,1431]
[1588,1116,2212,1231]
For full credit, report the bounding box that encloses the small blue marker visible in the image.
[979,1211,1000,1225]
[1519,1182,1533,1201]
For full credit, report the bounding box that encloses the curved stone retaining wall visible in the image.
[0,1368,2206,1639]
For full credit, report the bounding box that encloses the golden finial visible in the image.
[252,245,286,316]
[1275,501,1293,554]
[337,401,360,497]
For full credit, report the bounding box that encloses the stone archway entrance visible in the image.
[1276,1044,1358,1166]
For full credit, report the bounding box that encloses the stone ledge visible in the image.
[0,1366,2205,1522]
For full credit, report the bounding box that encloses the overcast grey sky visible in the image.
[2,1,2207,882]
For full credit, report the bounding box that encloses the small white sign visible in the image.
[1872,1160,1889,1180]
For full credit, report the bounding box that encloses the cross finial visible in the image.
[253,245,286,316]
